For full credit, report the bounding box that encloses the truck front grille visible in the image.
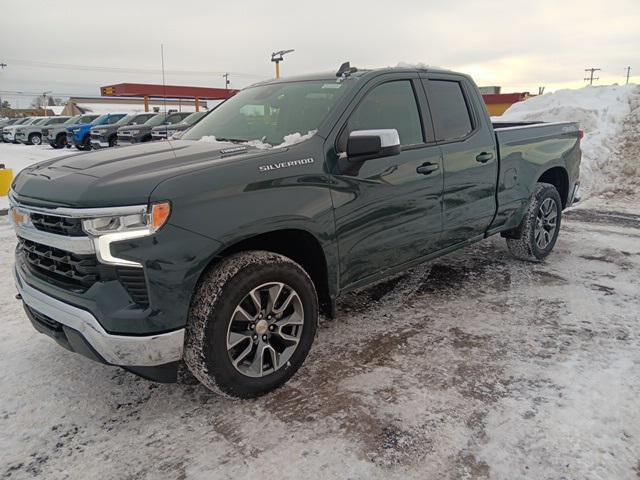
[41,128,50,136]
[30,212,85,236]
[18,238,100,291]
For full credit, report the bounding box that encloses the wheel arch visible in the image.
[537,166,569,208]
[202,228,335,317]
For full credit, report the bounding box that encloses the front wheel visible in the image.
[52,134,67,149]
[28,133,42,146]
[505,182,562,261]
[184,250,318,398]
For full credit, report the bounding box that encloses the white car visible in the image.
[15,116,71,145]
[3,117,47,143]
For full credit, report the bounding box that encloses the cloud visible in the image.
[1,0,638,105]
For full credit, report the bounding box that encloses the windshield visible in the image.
[130,113,155,125]
[144,114,167,126]
[77,115,99,125]
[64,116,82,125]
[32,118,48,125]
[183,111,207,125]
[91,115,109,125]
[182,80,348,145]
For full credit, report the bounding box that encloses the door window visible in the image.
[343,80,424,149]
[425,80,473,141]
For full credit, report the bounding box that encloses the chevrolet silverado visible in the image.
[9,64,580,398]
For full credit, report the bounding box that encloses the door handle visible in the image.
[416,162,439,175]
[475,152,494,163]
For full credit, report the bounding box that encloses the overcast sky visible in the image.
[1,0,639,107]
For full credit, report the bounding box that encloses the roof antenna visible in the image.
[336,61,357,80]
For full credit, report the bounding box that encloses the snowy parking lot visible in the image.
[1,84,640,479]
[1,195,639,479]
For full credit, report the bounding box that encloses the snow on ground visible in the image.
[1,200,639,479]
[501,84,640,198]
[1,85,640,479]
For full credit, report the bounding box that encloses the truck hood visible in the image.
[11,140,270,208]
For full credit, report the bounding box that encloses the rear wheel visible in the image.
[184,250,318,398]
[28,133,42,146]
[505,182,562,261]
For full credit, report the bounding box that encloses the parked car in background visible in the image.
[90,112,158,149]
[150,111,207,140]
[3,117,46,143]
[68,113,127,150]
[15,116,71,146]
[117,112,191,145]
[0,118,24,142]
[45,115,99,149]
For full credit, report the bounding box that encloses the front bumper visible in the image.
[90,138,110,148]
[15,266,184,372]
[15,133,26,143]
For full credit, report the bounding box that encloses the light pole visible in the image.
[271,49,294,79]
[223,72,230,89]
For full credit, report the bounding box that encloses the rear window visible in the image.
[424,80,473,141]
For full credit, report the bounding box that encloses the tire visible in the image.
[184,250,318,398]
[53,134,67,149]
[28,133,42,146]
[108,135,117,147]
[82,136,92,150]
[505,182,562,261]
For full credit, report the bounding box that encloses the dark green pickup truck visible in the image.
[9,64,581,398]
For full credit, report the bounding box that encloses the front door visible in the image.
[329,76,444,289]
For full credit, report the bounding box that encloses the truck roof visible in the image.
[251,65,460,88]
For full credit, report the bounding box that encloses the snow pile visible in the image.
[200,130,317,150]
[501,84,640,197]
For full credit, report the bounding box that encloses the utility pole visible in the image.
[41,91,51,116]
[271,49,295,79]
[222,73,230,89]
[584,67,601,86]
[626,66,631,85]
[0,63,6,117]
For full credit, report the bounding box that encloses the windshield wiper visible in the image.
[215,137,247,143]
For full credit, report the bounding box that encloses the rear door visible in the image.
[329,73,444,289]
[421,74,498,247]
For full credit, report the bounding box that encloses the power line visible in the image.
[584,67,601,85]
[3,58,267,79]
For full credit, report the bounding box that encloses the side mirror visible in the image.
[346,129,401,161]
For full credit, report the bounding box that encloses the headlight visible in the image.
[9,206,32,228]
[166,130,176,136]
[82,202,171,236]
[72,128,81,133]
[82,202,171,266]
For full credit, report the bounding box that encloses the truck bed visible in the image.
[488,120,582,235]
